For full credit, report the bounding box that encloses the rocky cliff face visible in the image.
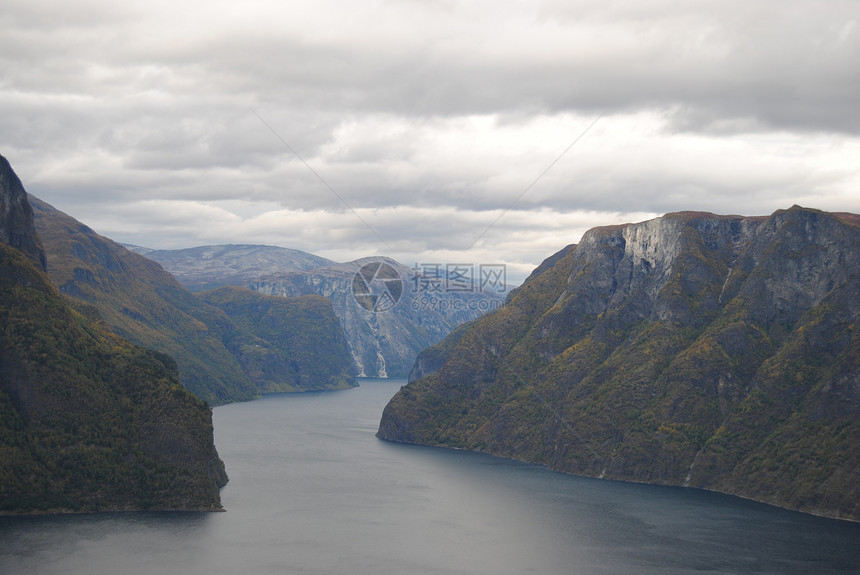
[378,207,860,521]
[251,258,504,378]
[0,156,226,513]
[0,156,46,270]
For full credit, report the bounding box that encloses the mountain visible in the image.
[138,245,506,379]
[378,207,860,522]
[251,258,505,378]
[0,155,226,513]
[198,286,355,393]
[130,244,335,291]
[31,198,355,404]
[30,196,259,405]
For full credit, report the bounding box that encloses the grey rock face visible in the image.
[126,245,505,379]
[379,206,860,521]
[251,257,505,378]
[0,154,46,270]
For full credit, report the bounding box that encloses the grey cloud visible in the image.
[1,0,857,272]
[5,1,858,129]
[174,2,858,134]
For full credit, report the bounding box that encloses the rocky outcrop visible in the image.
[378,207,860,521]
[0,155,46,270]
[251,258,505,378]
[0,158,226,513]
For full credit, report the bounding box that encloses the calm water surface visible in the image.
[2,378,859,575]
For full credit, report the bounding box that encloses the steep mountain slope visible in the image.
[31,197,355,403]
[0,157,46,269]
[198,286,355,393]
[30,196,258,405]
[0,156,226,513]
[378,207,860,521]
[251,258,505,378]
[131,244,334,291]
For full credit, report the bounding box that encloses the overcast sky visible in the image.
[2,0,858,283]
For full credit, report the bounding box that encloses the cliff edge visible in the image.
[379,207,860,521]
[0,155,227,513]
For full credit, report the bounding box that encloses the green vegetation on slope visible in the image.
[30,195,257,405]
[30,195,355,404]
[198,286,355,392]
[379,207,860,521]
[0,243,227,513]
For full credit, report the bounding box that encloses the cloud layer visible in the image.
[2,0,858,283]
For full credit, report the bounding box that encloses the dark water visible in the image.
[2,378,859,575]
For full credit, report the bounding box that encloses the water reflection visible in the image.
[0,511,210,573]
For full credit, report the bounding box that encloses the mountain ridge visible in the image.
[378,206,860,521]
[30,197,355,404]
[1,154,227,513]
[251,257,505,377]
[133,245,504,379]
[130,244,335,292]
[29,195,259,405]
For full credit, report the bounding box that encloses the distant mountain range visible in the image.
[378,207,860,522]
[251,258,505,377]
[126,244,335,292]
[141,245,505,378]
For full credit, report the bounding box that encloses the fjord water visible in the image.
[2,379,858,575]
